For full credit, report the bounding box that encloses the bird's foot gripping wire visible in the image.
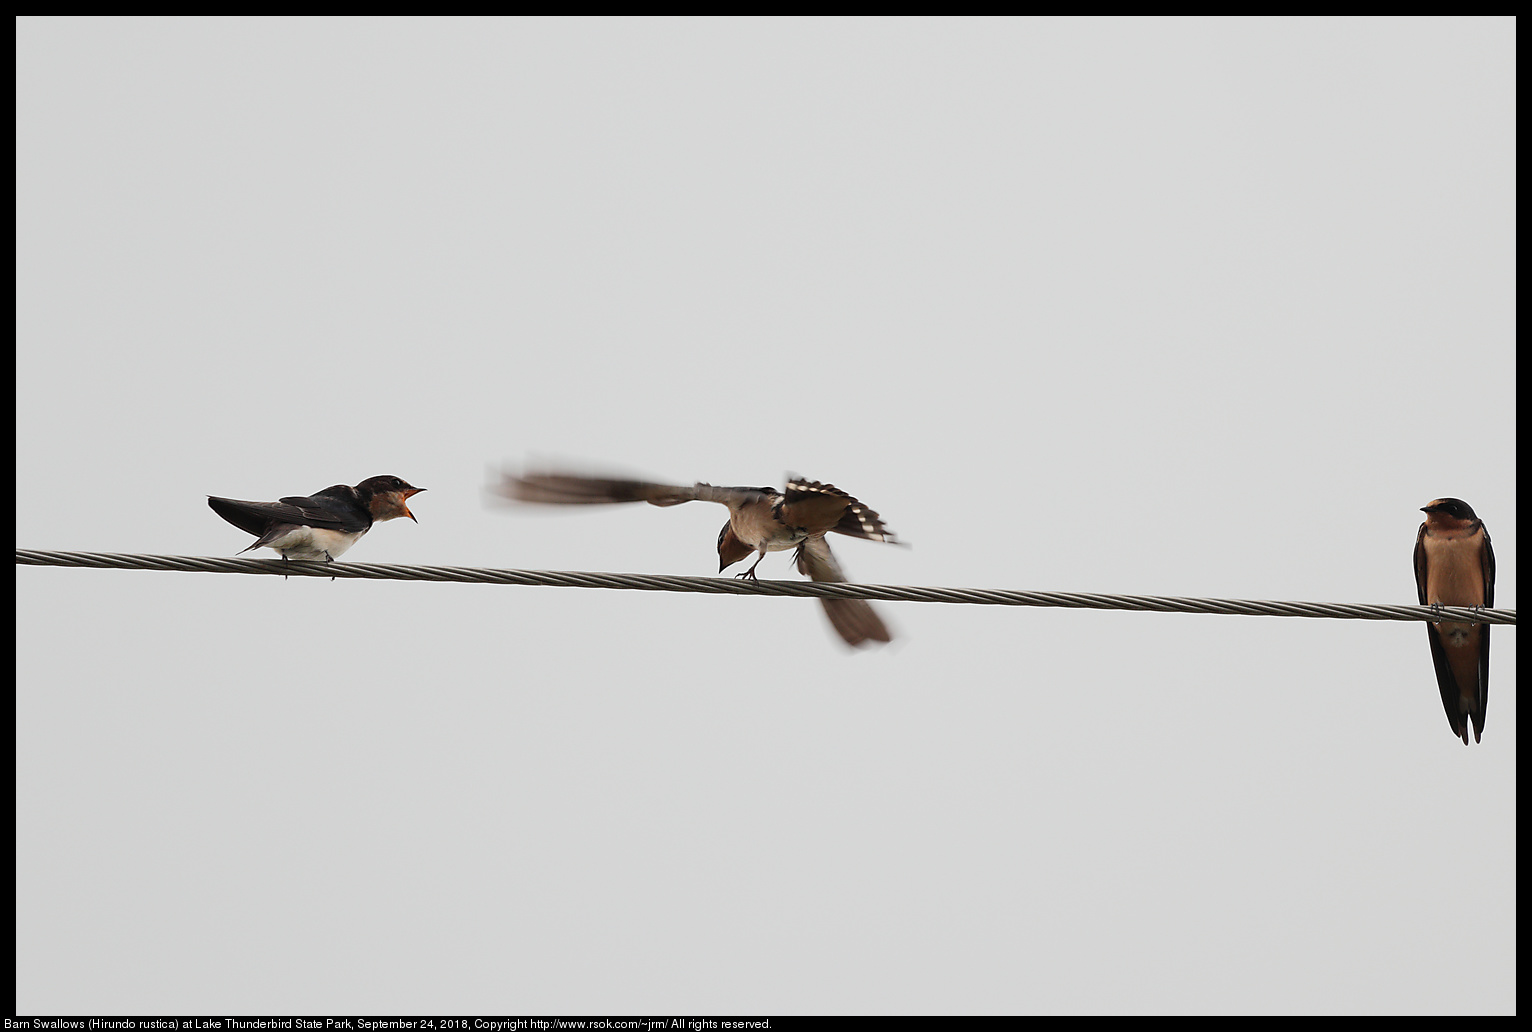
[734,555,766,583]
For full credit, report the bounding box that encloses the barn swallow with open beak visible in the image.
[1413,498,1496,745]
[495,469,900,647]
[208,475,425,564]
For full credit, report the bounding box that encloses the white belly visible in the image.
[264,526,367,560]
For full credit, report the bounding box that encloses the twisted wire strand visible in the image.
[15,550,1515,625]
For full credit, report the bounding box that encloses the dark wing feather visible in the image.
[1412,524,1429,605]
[778,479,855,535]
[207,496,277,538]
[831,502,897,543]
[1473,624,1490,743]
[1481,525,1495,607]
[782,479,898,543]
[1424,623,1467,743]
[1475,525,1495,741]
[1414,523,1466,741]
[207,494,366,535]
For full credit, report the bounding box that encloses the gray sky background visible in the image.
[16,17,1515,1015]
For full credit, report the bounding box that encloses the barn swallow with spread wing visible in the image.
[208,475,425,563]
[495,469,900,647]
[1414,498,1496,745]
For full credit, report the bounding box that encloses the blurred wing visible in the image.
[496,471,774,511]
[795,536,891,647]
[495,472,701,507]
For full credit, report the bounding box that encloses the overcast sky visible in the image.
[16,16,1515,1016]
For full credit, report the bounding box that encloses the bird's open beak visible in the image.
[402,487,425,522]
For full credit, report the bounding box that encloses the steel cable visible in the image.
[15,550,1514,624]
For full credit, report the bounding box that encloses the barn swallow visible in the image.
[1413,498,1496,745]
[495,469,899,647]
[207,475,425,563]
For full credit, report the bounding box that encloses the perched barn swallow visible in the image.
[1413,498,1496,745]
[496,470,900,647]
[208,475,425,563]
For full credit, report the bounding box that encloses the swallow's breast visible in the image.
[1421,533,1487,607]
